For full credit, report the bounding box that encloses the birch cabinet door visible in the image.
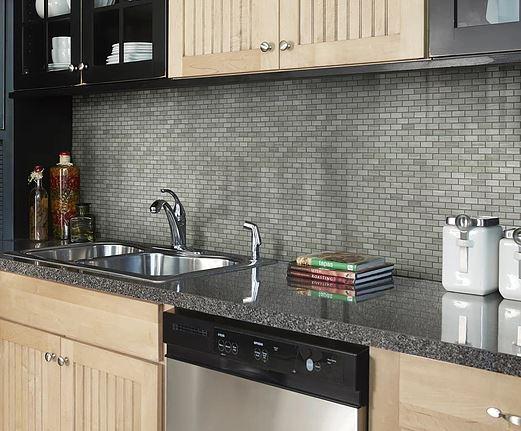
[170,0,280,77]
[280,0,426,70]
[0,319,61,431]
[60,339,161,431]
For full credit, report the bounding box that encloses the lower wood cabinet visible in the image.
[370,347,521,431]
[0,318,161,431]
[0,320,61,431]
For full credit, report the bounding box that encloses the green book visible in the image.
[296,251,385,272]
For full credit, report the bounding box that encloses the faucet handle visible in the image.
[160,188,186,221]
[243,221,261,262]
[161,188,181,204]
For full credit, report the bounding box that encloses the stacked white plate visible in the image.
[106,42,152,64]
[94,0,116,7]
[48,63,70,72]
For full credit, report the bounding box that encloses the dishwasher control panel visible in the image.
[214,328,344,383]
[164,308,369,407]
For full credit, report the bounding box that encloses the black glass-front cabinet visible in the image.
[15,0,166,90]
[431,0,521,56]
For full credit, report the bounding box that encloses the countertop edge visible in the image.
[0,255,518,377]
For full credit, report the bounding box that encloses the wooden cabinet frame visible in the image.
[169,0,426,78]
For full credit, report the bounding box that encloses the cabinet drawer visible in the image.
[399,354,521,431]
[0,271,161,363]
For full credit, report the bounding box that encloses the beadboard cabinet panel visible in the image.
[0,319,61,431]
[60,339,161,431]
[280,0,425,69]
[170,0,280,77]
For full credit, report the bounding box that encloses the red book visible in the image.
[288,269,356,285]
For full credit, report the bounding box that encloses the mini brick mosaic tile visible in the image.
[72,65,521,281]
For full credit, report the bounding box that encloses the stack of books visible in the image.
[287,251,394,303]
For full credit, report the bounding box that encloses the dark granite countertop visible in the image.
[0,240,519,376]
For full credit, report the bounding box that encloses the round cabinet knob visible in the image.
[78,63,88,71]
[44,352,56,363]
[279,40,293,51]
[260,42,272,53]
[487,407,521,427]
[487,407,502,418]
[57,356,70,367]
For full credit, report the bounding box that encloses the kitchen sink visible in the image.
[82,252,238,280]
[11,242,253,284]
[24,242,145,263]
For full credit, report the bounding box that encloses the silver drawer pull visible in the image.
[44,352,56,362]
[57,356,70,367]
[487,407,521,426]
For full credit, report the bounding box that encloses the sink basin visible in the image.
[23,242,145,262]
[12,242,254,283]
[82,252,238,280]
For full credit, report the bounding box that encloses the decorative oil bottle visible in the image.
[69,203,95,243]
[28,165,49,241]
[50,152,80,240]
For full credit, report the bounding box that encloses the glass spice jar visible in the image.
[70,203,95,243]
[50,152,80,240]
[28,165,49,241]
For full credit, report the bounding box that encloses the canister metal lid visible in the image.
[505,228,521,239]
[445,215,500,227]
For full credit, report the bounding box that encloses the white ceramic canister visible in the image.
[499,228,521,301]
[498,299,521,356]
[441,292,500,351]
[442,214,503,295]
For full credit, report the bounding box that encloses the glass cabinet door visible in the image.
[82,0,166,83]
[430,0,521,56]
[15,0,81,89]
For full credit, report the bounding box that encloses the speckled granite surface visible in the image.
[0,240,519,377]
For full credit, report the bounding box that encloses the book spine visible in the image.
[289,265,356,279]
[309,257,356,272]
[288,270,355,285]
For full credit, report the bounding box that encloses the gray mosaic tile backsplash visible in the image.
[72,65,521,281]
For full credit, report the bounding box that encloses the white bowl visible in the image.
[36,0,71,19]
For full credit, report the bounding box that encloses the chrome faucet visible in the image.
[150,189,187,250]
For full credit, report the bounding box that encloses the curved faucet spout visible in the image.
[150,198,186,250]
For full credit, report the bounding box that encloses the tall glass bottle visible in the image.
[28,165,49,241]
[50,152,80,240]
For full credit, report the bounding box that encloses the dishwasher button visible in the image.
[306,358,314,372]
[254,349,262,360]
[218,340,225,352]
[224,341,232,353]
[261,350,269,362]
[232,343,239,355]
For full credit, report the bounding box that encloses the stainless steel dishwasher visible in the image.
[164,309,369,431]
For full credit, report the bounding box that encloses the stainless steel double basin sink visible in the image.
[12,242,252,284]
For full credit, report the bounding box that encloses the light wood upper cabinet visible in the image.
[169,0,280,77]
[0,319,61,431]
[169,0,425,78]
[60,339,160,431]
[280,0,425,70]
